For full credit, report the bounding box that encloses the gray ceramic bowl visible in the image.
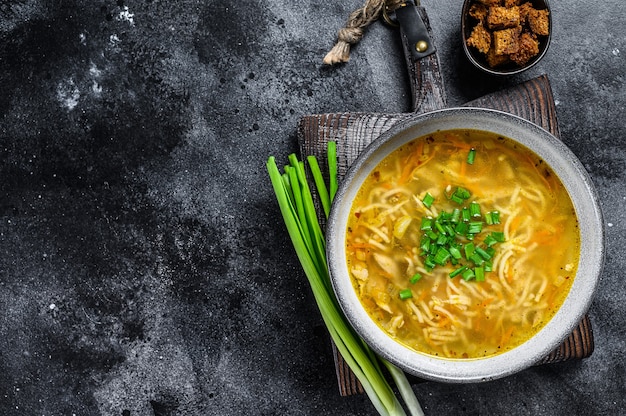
[461,0,552,76]
[326,108,604,383]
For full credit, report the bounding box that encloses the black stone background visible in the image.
[0,1,624,415]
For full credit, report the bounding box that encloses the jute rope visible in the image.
[323,0,412,65]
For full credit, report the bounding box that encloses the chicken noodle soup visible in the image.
[345,130,580,359]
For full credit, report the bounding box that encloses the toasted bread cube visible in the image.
[510,32,540,65]
[476,0,502,6]
[469,3,489,22]
[467,23,492,54]
[518,2,534,23]
[486,47,511,67]
[528,8,550,36]
[492,27,521,55]
[487,6,521,29]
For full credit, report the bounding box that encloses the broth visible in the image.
[345,129,579,359]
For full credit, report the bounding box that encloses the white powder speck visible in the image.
[110,34,121,45]
[79,32,86,44]
[89,62,103,94]
[612,48,620,57]
[49,304,56,310]
[89,62,101,77]
[117,6,135,26]
[608,222,614,227]
[56,78,80,110]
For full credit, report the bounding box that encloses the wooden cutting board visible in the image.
[297,6,594,396]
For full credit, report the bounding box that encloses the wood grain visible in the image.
[297,75,595,396]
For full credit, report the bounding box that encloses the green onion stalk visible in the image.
[266,142,425,416]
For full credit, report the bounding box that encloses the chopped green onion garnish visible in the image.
[433,247,451,266]
[416,185,506,284]
[450,194,464,204]
[469,253,485,266]
[451,208,461,223]
[475,266,485,282]
[484,211,501,225]
[468,221,483,234]
[464,242,475,259]
[421,217,433,230]
[455,222,468,235]
[484,234,498,247]
[467,148,476,165]
[454,187,471,200]
[461,207,471,222]
[410,273,422,284]
[399,289,413,300]
[469,201,481,218]
[449,266,468,278]
[422,192,435,208]
[449,246,462,260]
[491,231,506,242]
[424,257,436,271]
[475,246,492,260]
[462,268,476,281]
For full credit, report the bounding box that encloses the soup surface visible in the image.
[345,129,579,359]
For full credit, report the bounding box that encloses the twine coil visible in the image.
[323,0,411,65]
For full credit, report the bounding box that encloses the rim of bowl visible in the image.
[326,107,604,383]
[461,0,552,76]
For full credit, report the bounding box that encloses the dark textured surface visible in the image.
[0,1,624,415]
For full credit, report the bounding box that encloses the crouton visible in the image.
[467,23,492,54]
[492,27,521,55]
[487,6,521,29]
[476,0,502,6]
[486,47,511,67]
[509,32,540,65]
[469,3,489,21]
[518,2,534,22]
[464,0,550,69]
[527,8,550,36]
